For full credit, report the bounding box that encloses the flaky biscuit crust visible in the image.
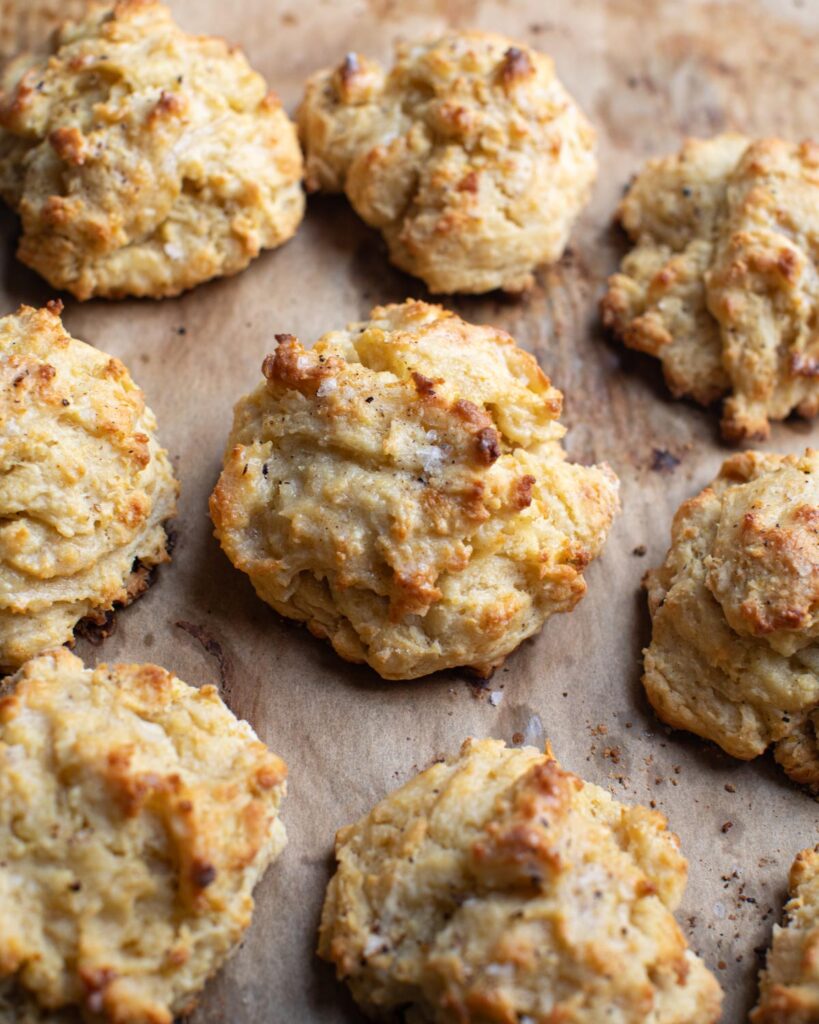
[0,647,287,1024]
[298,33,596,294]
[318,738,723,1024]
[0,303,178,670]
[0,0,304,300]
[602,135,819,441]
[210,300,618,680]
[752,846,819,1023]
[643,449,819,786]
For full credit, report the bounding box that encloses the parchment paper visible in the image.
[3,1,819,1020]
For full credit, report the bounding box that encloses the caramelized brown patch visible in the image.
[255,759,288,790]
[190,859,217,889]
[102,356,128,381]
[0,693,21,723]
[457,170,479,193]
[471,759,577,890]
[331,50,381,106]
[79,966,118,1014]
[794,504,819,526]
[458,479,490,523]
[475,427,501,465]
[389,569,442,620]
[718,452,759,484]
[500,46,534,87]
[451,398,492,430]
[263,334,337,396]
[513,474,536,510]
[49,126,87,165]
[411,371,439,398]
[776,246,800,282]
[41,195,73,226]
[149,88,187,123]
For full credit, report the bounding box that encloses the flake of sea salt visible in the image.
[363,934,385,957]
[417,445,446,475]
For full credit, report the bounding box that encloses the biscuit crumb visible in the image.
[650,448,681,473]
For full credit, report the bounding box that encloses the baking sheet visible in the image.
[3,0,819,1020]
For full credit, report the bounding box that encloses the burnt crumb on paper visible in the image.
[650,448,681,473]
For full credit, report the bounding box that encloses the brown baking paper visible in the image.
[2,0,819,1020]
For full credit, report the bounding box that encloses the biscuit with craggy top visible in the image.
[298,33,596,294]
[0,303,178,670]
[643,449,819,788]
[0,647,287,1024]
[318,737,723,1023]
[602,135,819,441]
[210,300,619,680]
[0,0,304,299]
[752,845,819,1023]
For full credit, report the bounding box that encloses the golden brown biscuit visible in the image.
[0,303,178,670]
[0,1,304,300]
[602,135,819,441]
[643,449,819,787]
[318,737,723,1023]
[210,300,619,680]
[752,845,819,1023]
[0,647,287,1024]
[298,33,596,294]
